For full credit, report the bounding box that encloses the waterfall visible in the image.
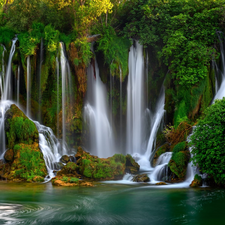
[119,67,123,151]
[2,38,17,101]
[38,39,44,122]
[17,66,20,105]
[26,56,31,118]
[84,47,115,158]
[56,56,60,139]
[126,41,145,155]
[0,45,6,96]
[59,42,72,152]
[213,31,225,100]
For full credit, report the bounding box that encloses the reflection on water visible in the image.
[0,182,224,225]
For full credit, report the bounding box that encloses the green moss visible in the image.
[10,143,47,181]
[172,142,186,156]
[7,117,38,149]
[61,176,69,182]
[70,177,79,183]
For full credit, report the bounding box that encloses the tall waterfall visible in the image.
[17,66,20,105]
[2,38,17,101]
[26,56,31,117]
[84,48,115,158]
[126,41,145,155]
[59,42,72,151]
[126,41,165,170]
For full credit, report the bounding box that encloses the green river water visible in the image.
[0,182,224,225]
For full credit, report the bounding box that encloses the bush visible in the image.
[172,141,186,156]
[190,98,225,185]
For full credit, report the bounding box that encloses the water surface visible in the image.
[0,182,224,225]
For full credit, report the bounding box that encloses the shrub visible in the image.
[190,98,225,185]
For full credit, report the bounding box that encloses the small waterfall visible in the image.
[0,45,6,96]
[17,66,20,105]
[26,56,31,118]
[126,41,145,155]
[2,38,17,101]
[84,48,115,158]
[150,152,172,182]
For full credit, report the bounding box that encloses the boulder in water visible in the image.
[155,182,167,185]
[132,174,150,182]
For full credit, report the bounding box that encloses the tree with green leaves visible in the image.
[190,98,225,185]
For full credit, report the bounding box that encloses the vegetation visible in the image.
[190,98,225,185]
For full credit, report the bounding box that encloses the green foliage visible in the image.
[190,98,225,185]
[18,22,44,56]
[61,176,69,182]
[111,154,126,163]
[0,27,15,46]
[44,24,59,53]
[74,37,92,66]
[96,25,131,79]
[70,177,79,183]
[7,116,38,149]
[122,0,224,86]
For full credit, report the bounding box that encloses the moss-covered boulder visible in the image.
[190,174,202,187]
[60,155,70,164]
[5,104,39,149]
[132,174,150,182]
[0,104,48,182]
[52,176,93,187]
[168,141,190,180]
[74,147,139,181]
[125,154,140,174]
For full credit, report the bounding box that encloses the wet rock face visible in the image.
[132,174,150,182]
[4,149,14,162]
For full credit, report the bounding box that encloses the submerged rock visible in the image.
[52,177,93,187]
[132,174,150,182]
[155,182,167,185]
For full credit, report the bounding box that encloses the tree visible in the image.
[190,98,225,185]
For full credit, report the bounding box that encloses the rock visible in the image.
[153,143,170,166]
[69,155,76,162]
[125,154,140,174]
[52,177,94,187]
[57,162,80,177]
[4,149,14,162]
[156,182,167,185]
[132,174,150,182]
[60,155,70,164]
[53,162,64,170]
[190,174,202,187]
[33,176,44,182]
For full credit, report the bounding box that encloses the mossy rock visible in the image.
[75,147,139,180]
[132,174,150,182]
[4,149,14,162]
[190,174,202,187]
[60,155,70,164]
[57,162,80,177]
[5,104,39,149]
[7,143,47,182]
[125,154,140,174]
[168,150,190,180]
[52,176,93,187]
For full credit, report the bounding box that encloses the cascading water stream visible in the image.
[213,32,225,100]
[17,66,20,105]
[2,37,17,101]
[26,56,31,118]
[0,45,6,96]
[56,56,60,139]
[84,46,115,158]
